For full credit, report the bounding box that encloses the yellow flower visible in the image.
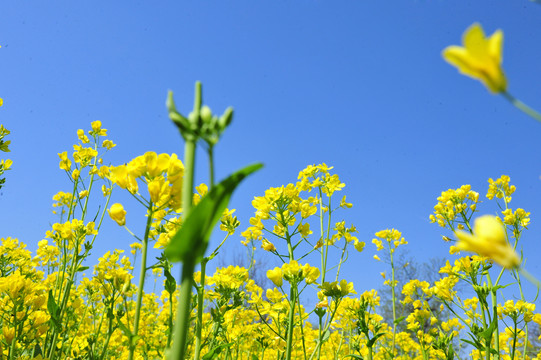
[108,203,127,226]
[0,98,3,106]
[455,215,520,269]
[443,23,506,94]
[261,238,276,252]
[58,151,72,171]
[266,267,283,287]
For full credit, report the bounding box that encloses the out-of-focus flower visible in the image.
[443,23,506,94]
[108,203,127,226]
[455,215,520,269]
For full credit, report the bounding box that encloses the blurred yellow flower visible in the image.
[455,215,520,269]
[108,203,127,226]
[267,267,283,287]
[443,23,506,94]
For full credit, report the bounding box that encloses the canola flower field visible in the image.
[1,20,541,360]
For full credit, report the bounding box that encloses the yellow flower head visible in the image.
[443,23,507,94]
[108,203,127,226]
[455,215,520,269]
[267,267,283,287]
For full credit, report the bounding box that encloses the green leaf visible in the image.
[367,332,386,348]
[201,343,234,359]
[47,290,62,331]
[164,267,177,295]
[165,163,263,263]
[478,316,497,342]
[117,321,133,339]
[77,266,89,272]
[343,355,364,359]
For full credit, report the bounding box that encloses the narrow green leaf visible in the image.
[367,332,386,347]
[117,321,132,338]
[165,163,263,263]
[479,316,497,342]
[201,342,233,359]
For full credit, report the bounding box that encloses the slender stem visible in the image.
[519,267,541,288]
[285,285,297,360]
[318,188,325,283]
[295,299,308,360]
[486,272,500,359]
[502,92,541,124]
[194,260,207,360]
[208,146,215,189]
[317,314,323,360]
[167,291,174,348]
[390,247,397,358]
[128,206,153,360]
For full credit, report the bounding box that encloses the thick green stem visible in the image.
[169,259,196,360]
[167,132,197,360]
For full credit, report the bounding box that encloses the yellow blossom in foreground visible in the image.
[454,215,520,269]
[108,203,127,226]
[443,23,506,94]
[267,267,283,287]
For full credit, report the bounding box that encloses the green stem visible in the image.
[502,92,541,124]
[486,272,500,359]
[208,146,215,189]
[194,260,207,360]
[168,128,197,360]
[518,267,541,288]
[169,258,196,360]
[167,291,174,349]
[318,188,325,283]
[285,285,297,360]
[317,314,323,360]
[296,299,308,360]
[128,206,153,360]
[389,245,397,357]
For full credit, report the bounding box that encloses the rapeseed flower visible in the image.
[454,215,520,269]
[443,23,506,94]
[109,203,127,226]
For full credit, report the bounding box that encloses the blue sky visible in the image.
[1,1,541,305]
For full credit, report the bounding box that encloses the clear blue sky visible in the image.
[1,1,541,304]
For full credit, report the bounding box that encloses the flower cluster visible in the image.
[429,185,479,229]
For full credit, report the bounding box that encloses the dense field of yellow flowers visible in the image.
[0,117,540,360]
[2,21,541,360]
